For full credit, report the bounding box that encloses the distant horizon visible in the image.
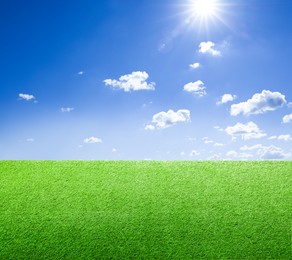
[1,0,291,160]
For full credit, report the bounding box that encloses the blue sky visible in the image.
[0,0,291,160]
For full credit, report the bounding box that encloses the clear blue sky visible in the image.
[0,0,291,160]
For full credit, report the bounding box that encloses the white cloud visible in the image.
[84,137,102,144]
[144,125,155,131]
[240,144,265,151]
[190,150,200,157]
[217,94,237,105]
[61,107,74,113]
[202,137,213,144]
[184,80,206,96]
[230,90,286,116]
[78,71,84,75]
[214,126,224,132]
[19,93,35,101]
[260,146,290,160]
[226,151,238,158]
[226,150,253,159]
[104,71,155,92]
[214,142,224,147]
[278,135,292,141]
[146,109,191,130]
[267,135,292,141]
[198,41,221,56]
[26,138,35,142]
[112,148,117,153]
[225,122,266,140]
[240,144,290,160]
[287,102,292,108]
[189,63,201,69]
[268,136,277,140]
[180,151,185,156]
[282,113,292,123]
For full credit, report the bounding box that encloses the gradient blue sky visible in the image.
[1,0,291,160]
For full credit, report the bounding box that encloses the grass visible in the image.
[0,161,291,259]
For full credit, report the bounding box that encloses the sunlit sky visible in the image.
[1,0,291,160]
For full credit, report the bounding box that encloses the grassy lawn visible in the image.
[0,161,291,259]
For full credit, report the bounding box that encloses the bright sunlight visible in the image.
[192,0,219,17]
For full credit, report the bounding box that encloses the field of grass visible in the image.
[0,161,291,259]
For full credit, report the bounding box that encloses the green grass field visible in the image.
[0,161,291,259]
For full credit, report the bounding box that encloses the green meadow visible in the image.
[0,161,291,259]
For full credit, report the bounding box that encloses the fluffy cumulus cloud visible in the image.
[225,121,266,140]
[189,62,200,69]
[104,71,155,92]
[145,109,191,130]
[19,93,35,101]
[217,94,237,105]
[184,80,206,96]
[230,90,286,116]
[282,113,292,123]
[198,41,221,56]
[84,137,102,144]
[61,107,74,113]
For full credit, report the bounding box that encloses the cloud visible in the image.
[226,151,238,158]
[268,136,277,140]
[225,122,266,140]
[84,137,102,144]
[267,135,292,141]
[190,150,200,157]
[240,144,265,151]
[78,71,84,75]
[240,144,290,160]
[202,137,213,144]
[26,138,35,142]
[278,135,292,141]
[260,146,290,160]
[184,80,207,96]
[189,63,201,69]
[214,142,224,147]
[230,90,286,116]
[104,71,155,92]
[19,93,35,101]
[282,113,292,123]
[112,148,117,153]
[61,107,74,113]
[217,94,237,105]
[198,41,221,56]
[146,109,191,130]
[226,150,253,159]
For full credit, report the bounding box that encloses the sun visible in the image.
[192,0,218,18]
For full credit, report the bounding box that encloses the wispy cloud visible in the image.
[19,93,35,101]
[225,122,266,140]
[61,107,74,113]
[104,71,155,92]
[198,41,221,56]
[231,90,286,116]
[217,94,237,105]
[145,109,191,130]
[78,71,84,75]
[84,137,102,144]
[184,80,206,96]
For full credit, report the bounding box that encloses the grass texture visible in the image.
[0,161,291,259]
